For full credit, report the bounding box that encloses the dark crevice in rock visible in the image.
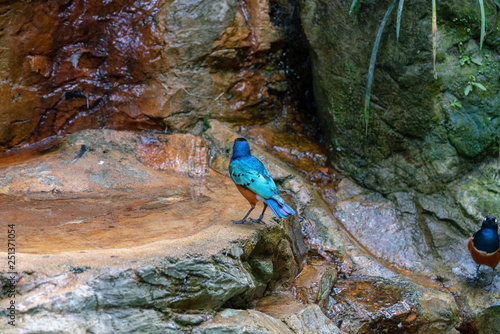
[268,0,323,143]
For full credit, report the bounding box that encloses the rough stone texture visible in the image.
[299,0,500,195]
[205,121,483,334]
[255,294,344,334]
[283,304,344,334]
[292,259,337,307]
[1,121,498,332]
[331,177,500,333]
[0,0,287,150]
[298,0,500,331]
[474,305,500,334]
[327,278,460,334]
[0,128,304,332]
[194,309,293,333]
[333,178,475,273]
[451,159,500,220]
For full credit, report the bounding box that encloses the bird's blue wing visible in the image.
[229,157,278,200]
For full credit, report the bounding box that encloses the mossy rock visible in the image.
[300,0,500,194]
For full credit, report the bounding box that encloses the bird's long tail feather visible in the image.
[266,198,295,218]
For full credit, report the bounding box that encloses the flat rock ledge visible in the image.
[0,129,339,333]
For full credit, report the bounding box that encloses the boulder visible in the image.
[0,129,302,332]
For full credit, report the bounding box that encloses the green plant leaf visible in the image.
[364,0,397,136]
[479,0,485,49]
[432,0,437,78]
[396,0,405,41]
[349,0,360,16]
[494,0,500,8]
[465,85,472,96]
[455,101,462,107]
[471,58,483,66]
[472,82,487,90]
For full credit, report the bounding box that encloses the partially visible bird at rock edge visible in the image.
[229,138,295,225]
[468,215,500,285]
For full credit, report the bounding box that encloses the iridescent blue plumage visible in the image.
[468,215,500,286]
[229,138,295,224]
[473,226,500,254]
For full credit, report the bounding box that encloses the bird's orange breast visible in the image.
[236,185,258,206]
[468,237,500,269]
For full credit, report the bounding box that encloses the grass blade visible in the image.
[479,0,485,49]
[364,0,397,135]
[432,0,437,79]
[396,0,405,41]
[349,0,360,16]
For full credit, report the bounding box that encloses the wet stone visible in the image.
[173,313,206,327]
[0,129,301,332]
[293,259,337,307]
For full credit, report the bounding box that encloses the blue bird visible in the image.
[229,138,295,225]
[468,215,500,285]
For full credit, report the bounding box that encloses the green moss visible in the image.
[201,115,211,133]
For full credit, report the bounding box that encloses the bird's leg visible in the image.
[469,264,481,285]
[249,203,267,225]
[233,205,255,225]
[486,268,497,289]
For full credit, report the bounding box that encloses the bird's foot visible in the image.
[485,283,497,291]
[249,218,267,226]
[466,276,480,286]
[232,219,253,225]
[485,277,497,290]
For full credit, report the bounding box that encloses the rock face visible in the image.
[2,0,500,331]
[0,0,287,150]
[0,128,310,333]
[299,0,500,195]
[299,1,500,331]
[1,122,499,333]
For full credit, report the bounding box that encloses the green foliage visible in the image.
[202,115,212,132]
[449,99,462,108]
[349,0,360,17]
[364,0,397,136]
[464,75,487,96]
[459,55,471,66]
[350,0,496,135]
[479,0,485,49]
[460,55,482,66]
[396,0,405,41]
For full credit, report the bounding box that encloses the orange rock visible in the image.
[293,260,337,307]
[0,129,263,259]
[136,134,209,177]
[28,55,52,77]
[0,0,288,153]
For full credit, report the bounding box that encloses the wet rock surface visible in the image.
[204,121,500,334]
[297,0,500,331]
[331,177,500,333]
[0,122,499,333]
[299,0,500,195]
[1,0,500,331]
[0,128,305,332]
[327,278,461,334]
[0,0,290,150]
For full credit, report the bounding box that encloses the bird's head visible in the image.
[481,215,498,230]
[231,138,251,159]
